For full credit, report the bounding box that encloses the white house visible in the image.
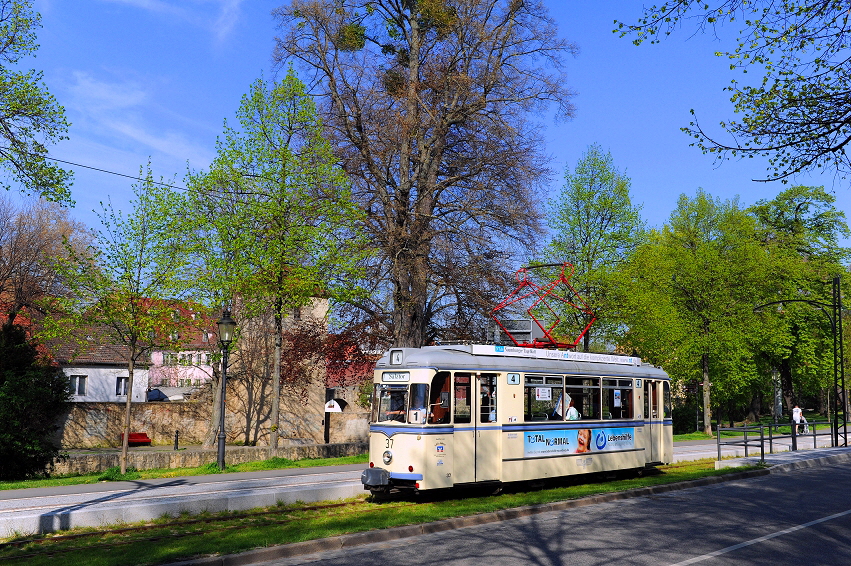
[57,342,148,403]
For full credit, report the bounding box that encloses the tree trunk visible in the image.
[203,365,221,448]
[120,353,135,475]
[270,304,283,454]
[819,388,828,417]
[746,393,761,423]
[702,352,712,435]
[779,358,794,416]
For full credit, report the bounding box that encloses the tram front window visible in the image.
[374,384,408,423]
[408,383,429,423]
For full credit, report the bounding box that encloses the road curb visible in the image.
[165,468,769,566]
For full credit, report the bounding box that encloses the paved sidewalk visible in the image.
[716,443,851,471]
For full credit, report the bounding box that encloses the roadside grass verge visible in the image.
[0,458,756,566]
[0,454,369,491]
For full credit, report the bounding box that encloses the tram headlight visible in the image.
[382,450,393,465]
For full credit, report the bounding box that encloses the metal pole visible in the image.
[791,416,797,451]
[716,425,721,462]
[836,275,847,446]
[833,277,841,447]
[217,344,229,470]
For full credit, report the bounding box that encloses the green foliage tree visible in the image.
[186,70,367,449]
[617,190,768,434]
[44,165,192,473]
[541,144,644,350]
[274,0,577,347]
[0,0,72,203]
[0,323,69,480]
[748,186,850,413]
[618,1,851,182]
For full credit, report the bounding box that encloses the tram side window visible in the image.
[663,381,672,419]
[428,372,451,424]
[566,377,601,420]
[408,383,429,424]
[524,376,563,421]
[373,384,408,423]
[603,379,633,419]
[480,374,498,423]
[454,373,472,424]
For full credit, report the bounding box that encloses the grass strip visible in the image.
[0,454,369,491]
[0,458,754,566]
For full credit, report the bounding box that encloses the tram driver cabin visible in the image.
[361,344,672,494]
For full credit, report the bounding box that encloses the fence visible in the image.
[716,420,834,462]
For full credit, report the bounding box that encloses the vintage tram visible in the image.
[361,344,672,494]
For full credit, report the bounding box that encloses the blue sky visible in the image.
[20,0,848,240]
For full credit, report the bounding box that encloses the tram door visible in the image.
[644,380,660,463]
[452,373,500,484]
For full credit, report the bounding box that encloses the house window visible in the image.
[164,353,178,366]
[202,331,209,343]
[116,376,129,396]
[204,353,212,366]
[292,307,301,320]
[69,375,87,396]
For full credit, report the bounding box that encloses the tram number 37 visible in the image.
[385,438,394,448]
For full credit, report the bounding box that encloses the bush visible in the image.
[0,324,70,480]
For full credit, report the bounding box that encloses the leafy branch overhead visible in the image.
[0,0,72,203]
[617,1,851,182]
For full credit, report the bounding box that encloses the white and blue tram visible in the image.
[361,344,672,494]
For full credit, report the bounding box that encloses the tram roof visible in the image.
[375,344,669,379]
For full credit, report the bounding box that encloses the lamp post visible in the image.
[216,309,237,470]
[754,276,847,447]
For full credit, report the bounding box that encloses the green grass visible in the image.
[0,458,755,566]
[0,454,369,491]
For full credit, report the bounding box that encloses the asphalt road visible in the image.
[255,462,851,566]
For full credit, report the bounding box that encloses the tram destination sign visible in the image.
[382,371,410,382]
[469,345,641,366]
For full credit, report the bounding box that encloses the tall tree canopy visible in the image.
[618,190,768,434]
[273,0,577,347]
[0,0,72,203]
[748,186,850,412]
[619,1,851,183]
[45,166,192,473]
[542,144,644,350]
[186,71,366,448]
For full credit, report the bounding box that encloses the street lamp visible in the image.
[753,276,847,447]
[216,309,237,470]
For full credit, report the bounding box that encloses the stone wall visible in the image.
[327,411,370,443]
[52,442,368,475]
[58,402,211,448]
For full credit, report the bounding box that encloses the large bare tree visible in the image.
[0,195,89,328]
[274,0,577,347]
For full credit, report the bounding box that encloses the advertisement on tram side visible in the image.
[523,427,635,457]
